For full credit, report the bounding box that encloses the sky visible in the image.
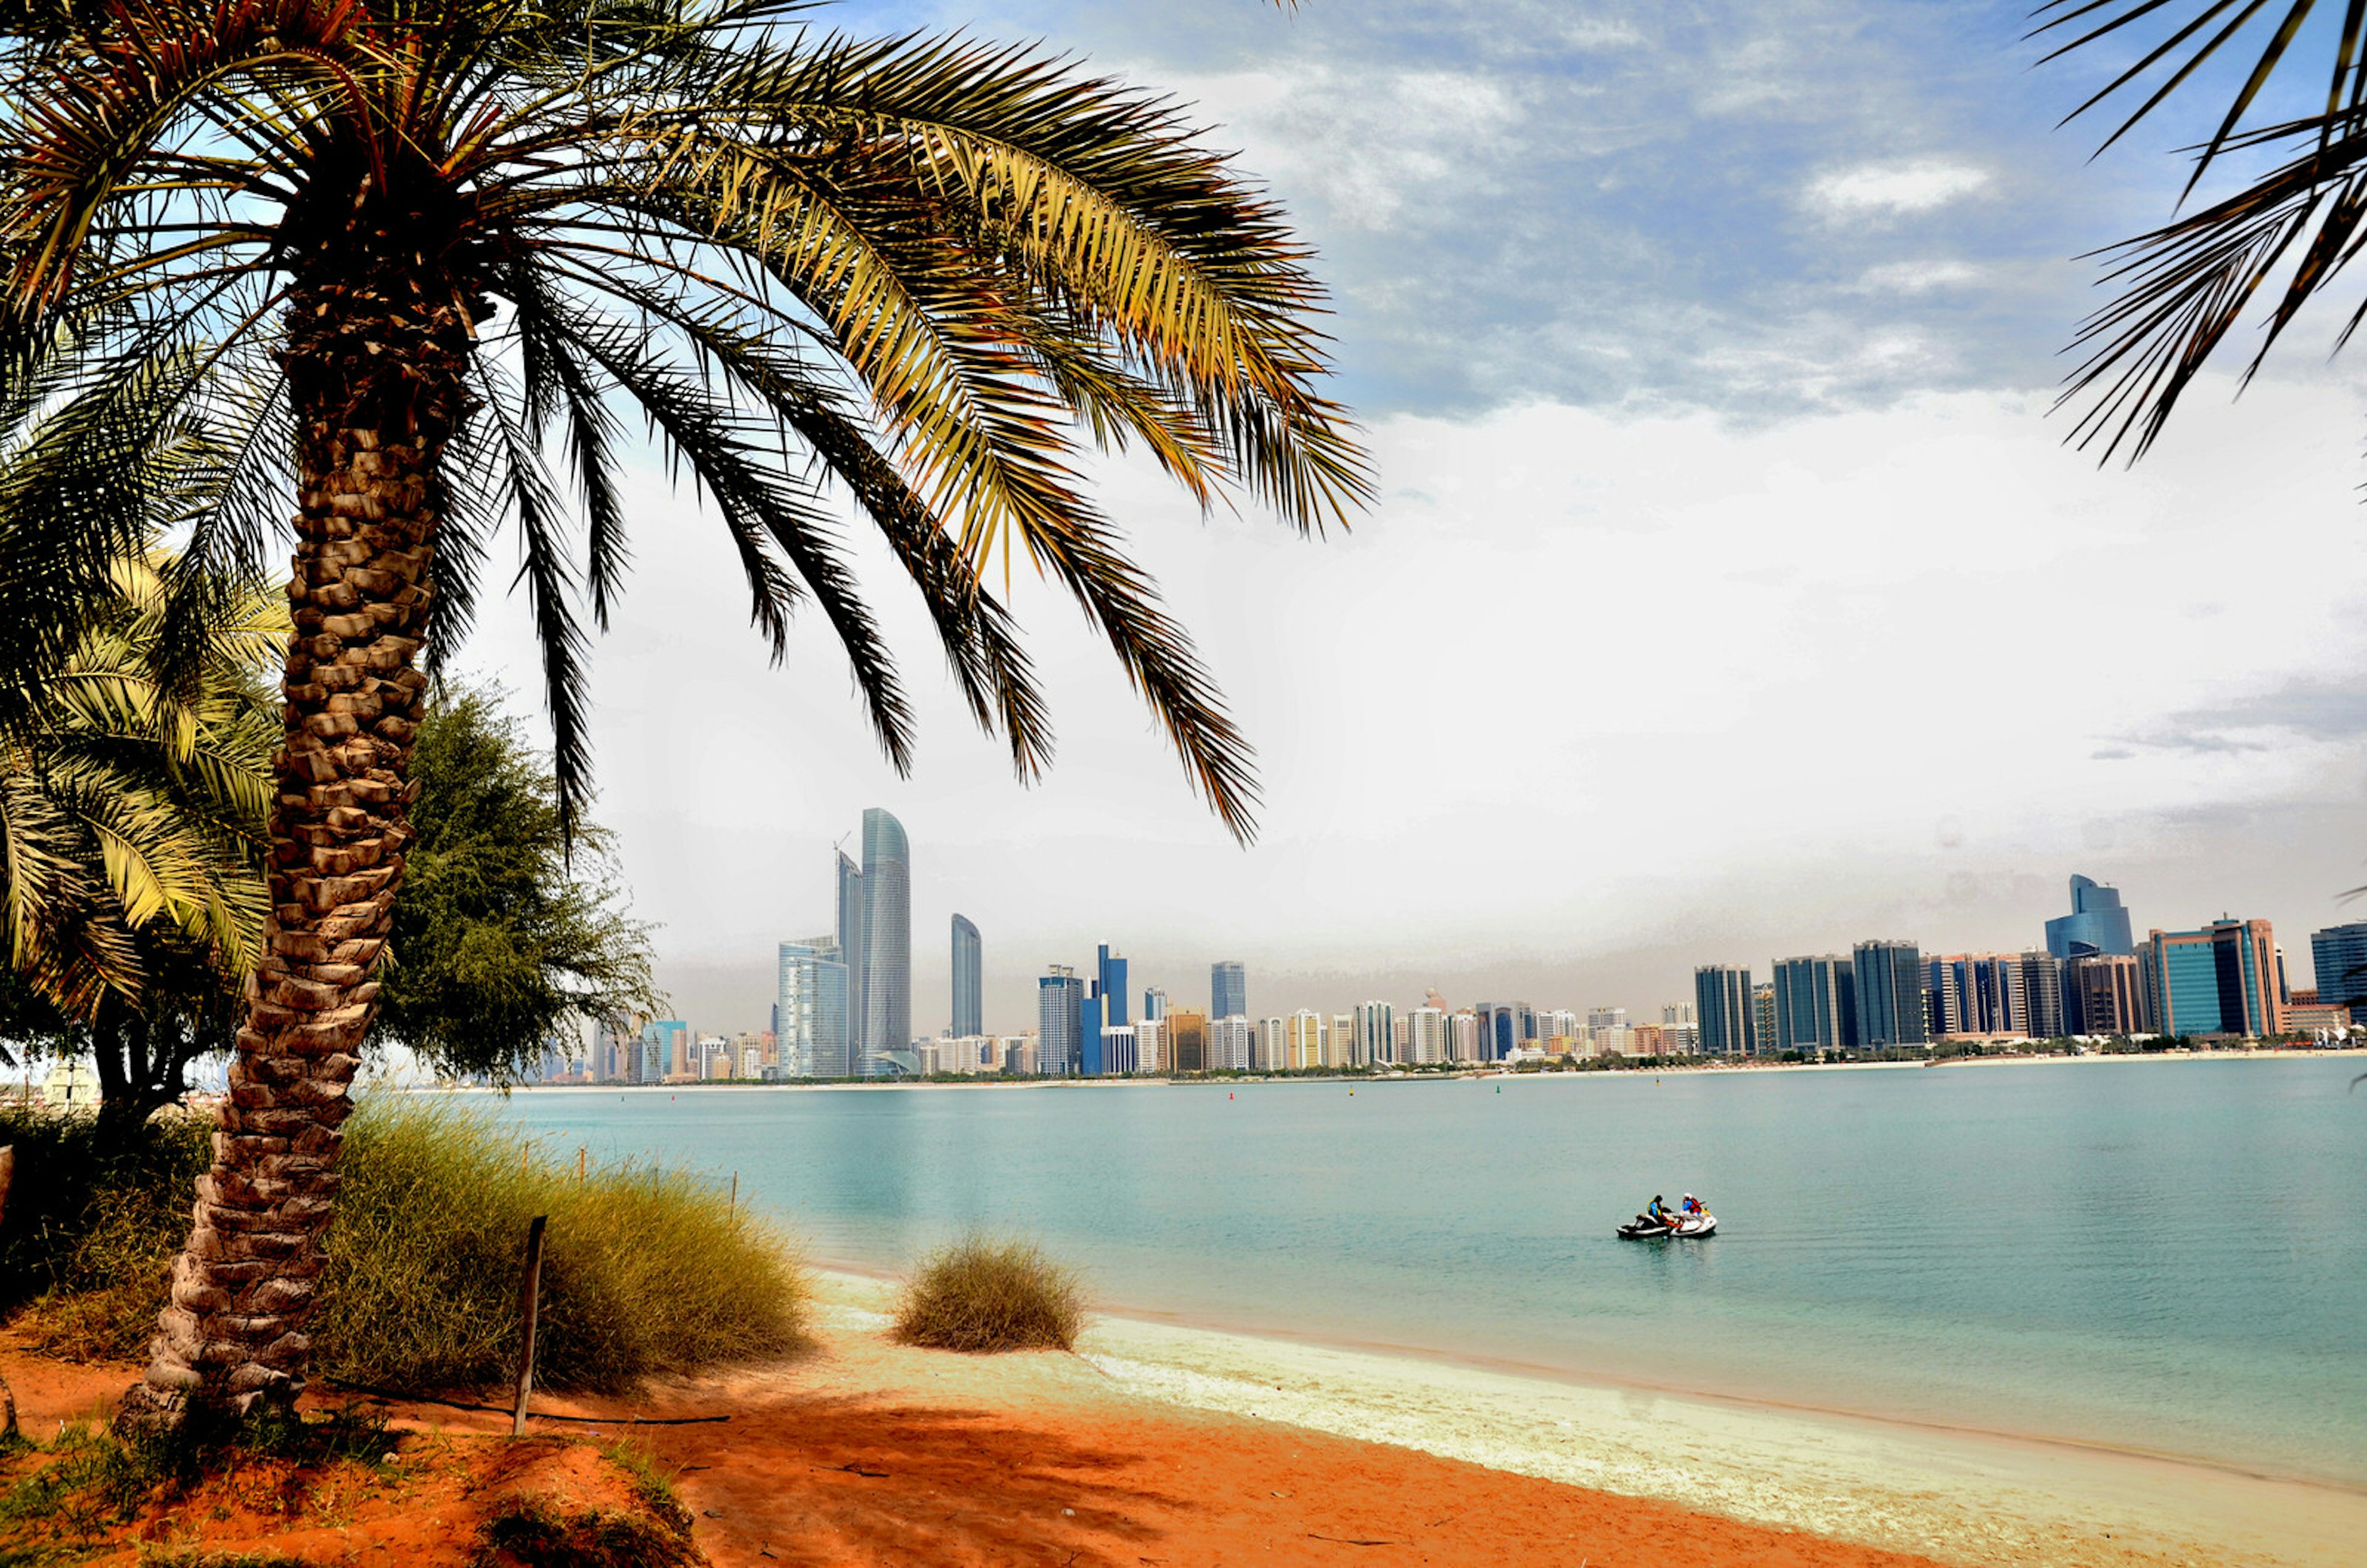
[460,1,2367,1034]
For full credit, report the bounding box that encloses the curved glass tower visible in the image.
[858,808,910,1075]
[950,913,982,1037]
[2045,875,2135,958]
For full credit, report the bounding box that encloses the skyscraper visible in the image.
[950,914,982,1039]
[1167,1009,1208,1073]
[2019,951,2064,1039]
[2045,875,2136,958]
[1038,965,1083,1077]
[835,849,864,1056]
[1693,965,1756,1056]
[2140,918,2284,1038]
[1772,956,1857,1055]
[1923,953,2029,1037]
[2067,953,2146,1033]
[857,808,910,1075]
[1752,982,1776,1055]
[2310,921,2367,1010]
[777,937,849,1078]
[1352,1000,1394,1066]
[1142,986,1167,1021]
[1211,960,1246,1020]
[1097,944,1130,1028]
[1850,941,1927,1051]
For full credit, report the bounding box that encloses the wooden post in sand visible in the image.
[512,1215,548,1437]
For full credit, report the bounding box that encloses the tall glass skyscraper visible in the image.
[835,849,864,1054]
[950,914,982,1037]
[1849,941,1927,1050]
[857,808,910,1076]
[1097,944,1129,1028]
[776,937,849,1078]
[1772,955,1857,1055]
[2310,920,2367,1009]
[1039,965,1083,1077]
[1211,960,1246,1020]
[2045,875,2136,958]
[1693,965,1756,1056]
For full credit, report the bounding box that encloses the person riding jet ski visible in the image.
[1681,1193,1704,1217]
[1635,1194,1672,1230]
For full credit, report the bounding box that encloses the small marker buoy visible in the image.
[1228,1092,1235,1100]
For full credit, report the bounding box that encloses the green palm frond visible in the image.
[0,0,1370,841]
[2037,1,2367,455]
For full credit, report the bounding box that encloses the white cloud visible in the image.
[1854,259,1986,293]
[1810,160,1992,216]
[457,370,2367,1027]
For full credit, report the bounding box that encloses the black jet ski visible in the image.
[1617,1210,1716,1239]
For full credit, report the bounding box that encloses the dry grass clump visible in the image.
[319,1096,808,1391]
[0,1096,807,1393]
[892,1235,1085,1354]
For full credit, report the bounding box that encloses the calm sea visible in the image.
[467,1058,2367,1486]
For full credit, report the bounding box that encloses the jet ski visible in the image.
[1617,1211,1716,1239]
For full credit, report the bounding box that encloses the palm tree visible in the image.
[0,548,281,1141]
[0,0,1368,1427]
[2035,1,2367,456]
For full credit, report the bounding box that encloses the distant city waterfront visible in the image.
[475,1055,2367,1488]
[543,809,2367,1087]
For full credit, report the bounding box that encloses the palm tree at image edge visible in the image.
[0,0,1370,1429]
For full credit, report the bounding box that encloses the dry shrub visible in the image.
[893,1235,1085,1354]
[317,1096,808,1391]
[2,1095,807,1394]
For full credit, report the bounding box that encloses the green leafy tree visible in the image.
[2037,1,2367,454]
[370,686,660,1080]
[0,0,1368,1429]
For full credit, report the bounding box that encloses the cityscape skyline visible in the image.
[654,817,2366,1079]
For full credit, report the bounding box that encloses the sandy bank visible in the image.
[978,1275,2363,1568]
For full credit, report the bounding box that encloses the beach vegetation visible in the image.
[894,1235,1087,1354]
[0,0,1367,1429]
[471,1498,700,1568]
[1,1096,806,1391]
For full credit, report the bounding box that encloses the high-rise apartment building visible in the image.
[1850,940,1927,1051]
[2141,918,2284,1038]
[1406,1006,1449,1065]
[1212,960,1246,1021]
[1924,953,2029,1038]
[2019,951,2064,1038]
[950,915,982,1039]
[776,936,850,1078]
[1211,1015,1255,1071]
[1662,1002,1696,1027]
[1329,1011,1354,1069]
[1772,956,1857,1055]
[1037,965,1083,1077]
[1450,1010,1481,1063]
[1097,944,1130,1029]
[1167,1009,1208,1074]
[1286,1010,1325,1070]
[1694,965,1756,1057]
[1752,983,1776,1055]
[1143,986,1168,1021]
[1473,1002,1516,1062]
[855,809,910,1076]
[2045,875,2136,958]
[1080,991,1104,1075]
[1585,1007,1627,1033]
[1352,1000,1396,1066]
[2066,953,2146,1034]
[2309,921,2367,1010]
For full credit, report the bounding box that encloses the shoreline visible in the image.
[790,1270,2363,1568]
[470,1044,2367,1094]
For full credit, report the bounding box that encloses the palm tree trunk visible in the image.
[118,267,472,1432]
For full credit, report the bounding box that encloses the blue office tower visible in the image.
[1038,966,1083,1077]
[1081,994,1105,1076]
[1212,960,1246,1019]
[950,915,982,1037]
[2045,875,2135,959]
[1097,944,1130,1027]
[2311,921,2367,1008]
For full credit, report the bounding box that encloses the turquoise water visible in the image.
[470,1059,2367,1485]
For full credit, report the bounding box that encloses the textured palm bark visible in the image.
[118,267,470,1431]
